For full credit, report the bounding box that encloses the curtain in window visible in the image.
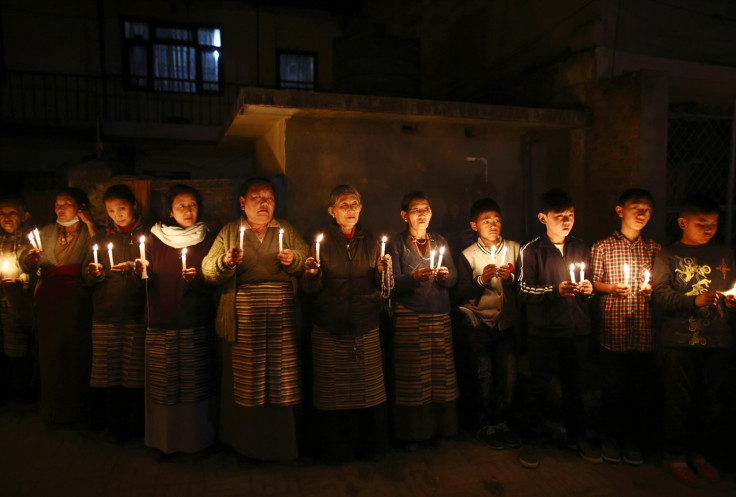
[280,53,314,89]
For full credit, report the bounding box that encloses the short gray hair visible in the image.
[328,184,361,207]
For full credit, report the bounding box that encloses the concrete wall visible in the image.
[281,115,574,255]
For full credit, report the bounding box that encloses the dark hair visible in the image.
[539,188,574,214]
[164,184,202,224]
[679,195,720,218]
[239,177,275,198]
[56,187,90,210]
[0,193,28,213]
[470,197,501,221]
[328,184,361,207]
[103,184,141,229]
[617,188,654,207]
[401,191,430,211]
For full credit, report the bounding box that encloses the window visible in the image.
[278,51,316,90]
[122,19,222,93]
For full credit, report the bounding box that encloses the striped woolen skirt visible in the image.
[391,304,459,406]
[312,326,386,410]
[145,326,214,406]
[232,282,300,407]
[1,296,31,358]
[90,322,145,388]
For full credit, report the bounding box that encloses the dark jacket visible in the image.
[301,222,381,338]
[83,220,149,324]
[517,233,592,336]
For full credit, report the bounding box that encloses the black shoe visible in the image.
[576,438,603,464]
[496,422,521,448]
[519,444,540,468]
[477,426,505,450]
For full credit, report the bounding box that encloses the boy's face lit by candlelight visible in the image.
[538,207,574,244]
[471,210,501,248]
[679,213,718,246]
[616,199,652,233]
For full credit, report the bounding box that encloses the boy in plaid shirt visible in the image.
[590,188,660,466]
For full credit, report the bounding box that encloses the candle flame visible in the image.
[382,236,387,243]
[139,236,145,243]
[316,233,323,243]
[723,283,736,296]
[580,262,585,271]
[93,244,98,251]
[569,263,575,271]
[439,246,445,254]
[107,243,113,250]
[182,248,187,255]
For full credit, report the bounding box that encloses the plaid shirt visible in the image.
[590,230,661,351]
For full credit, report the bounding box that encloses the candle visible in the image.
[107,242,114,267]
[430,249,436,270]
[1,258,7,279]
[723,283,736,296]
[580,262,585,282]
[139,236,148,279]
[436,246,445,269]
[381,236,387,258]
[239,225,245,250]
[279,228,284,253]
[623,263,630,286]
[93,244,99,266]
[33,228,43,251]
[501,246,508,262]
[315,233,323,263]
[181,248,187,271]
[569,263,576,284]
[640,269,650,290]
[491,245,497,263]
[27,233,38,250]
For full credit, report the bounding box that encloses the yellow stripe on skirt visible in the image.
[146,326,214,405]
[392,304,459,406]
[312,326,387,410]
[90,321,145,389]
[233,282,300,407]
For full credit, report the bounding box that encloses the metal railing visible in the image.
[0,70,244,127]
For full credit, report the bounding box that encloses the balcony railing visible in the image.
[1,71,244,127]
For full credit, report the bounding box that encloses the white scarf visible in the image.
[150,221,208,249]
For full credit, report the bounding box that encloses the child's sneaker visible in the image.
[601,437,621,463]
[622,443,643,466]
[519,444,539,468]
[664,460,699,486]
[575,438,603,464]
[477,426,505,450]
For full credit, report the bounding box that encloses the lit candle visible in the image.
[315,233,323,264]
[623,263,630,286]
[430,249,436,270]
[139,236,148,279]
[107,242,114,267]
[580,262,585,282]
[491,245,497,264]
[33,228,43,251]
[27,233,38,250]
[93,244,99,266]
[569,263,576,284]
[381,236,387,258]
[278,228,284,253]
[1,258,7,279]
[181,248,187,271]
[723,282,736,296]
[239,225,245,250]
[436,246,445,269]
[640,269,650,291]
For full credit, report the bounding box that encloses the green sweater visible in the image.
[202,218,307,341]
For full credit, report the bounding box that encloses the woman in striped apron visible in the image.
[140,184,215,455]
[21,187,97,425]
[387,191,459,449]
[83,184,148,441]
[202,177,308,461]
[301,184,389,461]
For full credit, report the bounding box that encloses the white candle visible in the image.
[580,262,585,282]
[501,246,508,263]
[315,233,323,263]
[381,236,387,258]
[436,246,445,269]
[93,244,99,266]
[239,225,245,250]
[279,228,284,253]
[641,269,650,290]
[107,242,114,267]
[1,258,7,279]
[430,249,436,270]
[33,228,43,251]
[139,236,148,279]
[723,283,736,296]
[27,233,38,250]
[181,248,187,271]
[569,263,576,284]
[623,263,630,286]
[491,245,497,263]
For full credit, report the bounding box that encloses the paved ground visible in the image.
[1,400,734,497]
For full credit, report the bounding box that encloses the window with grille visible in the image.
[278,51,316,90]
[122,19,222,94]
